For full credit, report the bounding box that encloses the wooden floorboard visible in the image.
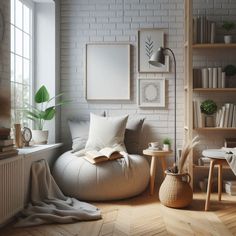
[0,191,235,236]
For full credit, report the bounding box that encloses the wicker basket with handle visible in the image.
[159,171,193,208]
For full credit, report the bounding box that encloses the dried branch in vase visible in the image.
[178,136,199,174]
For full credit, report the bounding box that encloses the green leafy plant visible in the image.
[163,138,171,146]
[223,65,236,77]
[222,21,235,32]
[200,100,217,115]
[25,85,68,130]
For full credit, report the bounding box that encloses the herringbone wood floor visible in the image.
[1,190,236,236]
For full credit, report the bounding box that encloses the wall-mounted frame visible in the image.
[138,29,169,73]
[85,43,130,100]
[138,78,165,107]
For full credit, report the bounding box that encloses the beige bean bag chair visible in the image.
[52,151,149,201]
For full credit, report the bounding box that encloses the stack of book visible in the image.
[215,103,236,128]
[224,181,236,195]
[193,67,226,89]
[0,128,18,159]
[193,16,216,44]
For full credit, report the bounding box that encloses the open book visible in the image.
[84,147,123,164]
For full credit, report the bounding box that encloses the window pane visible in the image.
[11,82,15,108]
[15,0,22,29]
[15,55,22,84]
[23,59,29,84]
[23,5,30,34]
[15,27,22,56]
[23,33,29,59]
[11,26,15,52]
[11,53,15,82]
[23,85,30,108]
[14,82,23,111]
[11,0,15,25]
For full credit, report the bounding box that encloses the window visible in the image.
[10,0,33,127]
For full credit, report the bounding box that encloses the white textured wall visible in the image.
[0,1,10,128]
[59,0,185,161]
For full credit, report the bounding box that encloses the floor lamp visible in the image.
[149,47,177,164]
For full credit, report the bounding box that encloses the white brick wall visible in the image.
[60,0,185,159]
[0,1,11,128]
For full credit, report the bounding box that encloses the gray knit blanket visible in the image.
[15,159,101,227]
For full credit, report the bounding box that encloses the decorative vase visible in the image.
[14,123,23,148]
[163,144,170,151]
[31,130,48,144]
[159,171,193,208]
[224,35,232,44]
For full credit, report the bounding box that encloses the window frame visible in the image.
[10,0,34,127]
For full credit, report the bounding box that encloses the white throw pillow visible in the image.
[85,113,128,151]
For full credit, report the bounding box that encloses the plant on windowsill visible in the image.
[162,138,171,151]
[200,99,217,127]
[222,21,235,44]
[25,85,68,144]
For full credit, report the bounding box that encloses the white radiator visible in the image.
[0,155,24,225]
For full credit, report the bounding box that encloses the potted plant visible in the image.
[25,85,68,144]
[200,100,217,127]
[163,138,171,151]
[222,21,235,44]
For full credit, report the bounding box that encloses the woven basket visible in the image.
[159,171,193,208]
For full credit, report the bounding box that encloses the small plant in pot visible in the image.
[222,21,235,44]
[163,138,171,151]
[25,85,68,144]
[200,100,217,127]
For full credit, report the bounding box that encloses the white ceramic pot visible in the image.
[163,144,170,151]
[32,130,48,144]
[224,35,232,44]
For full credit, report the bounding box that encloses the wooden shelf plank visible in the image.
[193,164,231,170]
[193,88,236,92]
[195,127,236,131]
[192,43,236,49]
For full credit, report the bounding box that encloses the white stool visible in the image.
[202,149,228,211]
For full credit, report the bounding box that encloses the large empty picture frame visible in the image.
[86,43,130,100]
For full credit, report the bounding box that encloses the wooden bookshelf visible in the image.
[192,43,236,49]
[193,88,236,92]
[195,127,236,131]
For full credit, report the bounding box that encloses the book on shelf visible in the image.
[0,139,14,146]
[0,149,18,160]
[84,147,123,164]
[198,157,210,166]
[193,100,204,128]
[0,128,10,140]
[193,15,215,44]
[224,181,236,195]
[224,138,236,148]
[0,145,14,152]
[216,103,236,128]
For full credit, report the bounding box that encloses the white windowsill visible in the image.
[18,143,63,155]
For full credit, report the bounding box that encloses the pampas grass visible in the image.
[178,136,199,174]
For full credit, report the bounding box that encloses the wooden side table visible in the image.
[143,149,172,195]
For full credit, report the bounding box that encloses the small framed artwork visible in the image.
[138,29,169,73]
[86,43,130,100]
[138,78,165,107]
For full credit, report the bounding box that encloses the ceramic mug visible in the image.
[148,142,159,149]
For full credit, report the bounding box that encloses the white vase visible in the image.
[163,144,170,151]
[224,35,232,44]
[32,130,48,144]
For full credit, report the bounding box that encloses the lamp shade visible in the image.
[149,47,165,67]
